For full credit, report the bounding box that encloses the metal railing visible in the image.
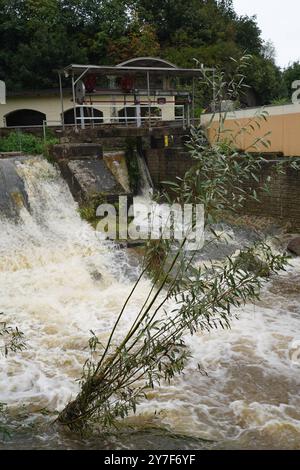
[42,104,187,136]
[73,104,186,128]
[43,120,63,140]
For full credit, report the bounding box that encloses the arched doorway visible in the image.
[118,106,162,125]
[5,109,46,127]
[63,107,103,125]
[118,107,136,124]
[141,106,162,120]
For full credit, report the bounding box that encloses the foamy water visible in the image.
[0,156,300,449]
[137,266,300,449]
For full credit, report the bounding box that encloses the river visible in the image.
[0,156,299,450]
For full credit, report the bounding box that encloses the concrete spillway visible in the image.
[51,143,131,204]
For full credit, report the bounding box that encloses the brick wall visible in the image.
[241,160,300,227]
[146,148,193,188]
[146,147,300,228]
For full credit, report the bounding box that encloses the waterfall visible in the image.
[136,151,153,199]
[0,156,148,412]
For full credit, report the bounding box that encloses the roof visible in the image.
[60,60,204,78]
[117,57,177,68]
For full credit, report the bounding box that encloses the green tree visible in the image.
[134,0,236,47]
[0,0,285,105]
[0,0,88,90]
[245,55,285,105]
[261,40,276,63]
[107,24,160,64]
[60,0,131,63]
[234,15,262,55]
[282,61,300,101]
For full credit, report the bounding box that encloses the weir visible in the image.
[49,126,188,206]
[0,98,300,450]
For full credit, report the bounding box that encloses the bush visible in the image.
[0,132,58,155]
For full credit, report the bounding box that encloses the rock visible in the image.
[64,158,126,204]
[287,237,300,256]
[125,240,147,248]
[90,270,102,282]
[234,251,271,277]
[103,151,131,194]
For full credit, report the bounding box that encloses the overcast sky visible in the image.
[233,0,299,68]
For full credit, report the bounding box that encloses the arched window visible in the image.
[141,106,162,119]
[5,109,46,127]
[118,106,136,123]
[118,106,162,124]
[63,107,103,125]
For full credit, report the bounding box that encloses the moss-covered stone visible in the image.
[234,251,271,277]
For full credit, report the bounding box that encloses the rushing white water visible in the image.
[0,157,150,412]
[0,156,300,449]
[138,266,300,449]
[136,152,153,199]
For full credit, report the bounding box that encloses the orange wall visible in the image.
[203,107,300,157]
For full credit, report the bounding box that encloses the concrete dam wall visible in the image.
[2,125,300,230]
[50,143,131,205]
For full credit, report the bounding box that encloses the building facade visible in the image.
[0,57,199,129]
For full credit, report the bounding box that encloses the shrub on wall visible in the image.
[0,131,58,155]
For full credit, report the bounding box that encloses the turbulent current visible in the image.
[0,156,300,450]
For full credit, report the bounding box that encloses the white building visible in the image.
[1,57,203,130]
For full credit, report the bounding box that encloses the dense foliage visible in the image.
[0,0,295,105]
